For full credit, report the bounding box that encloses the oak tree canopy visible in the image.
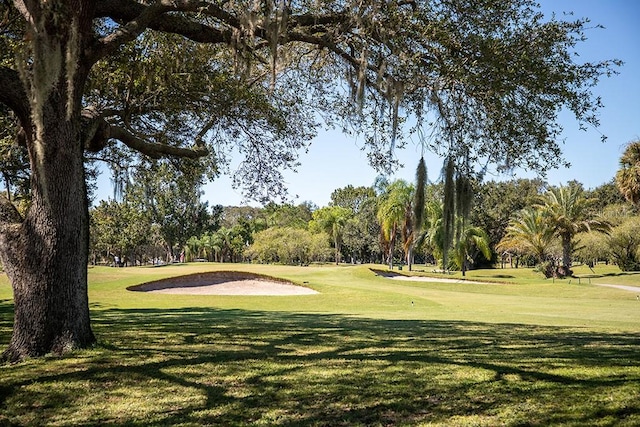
[0,0,619,361]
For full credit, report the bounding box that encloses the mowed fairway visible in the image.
[1,263,639,426]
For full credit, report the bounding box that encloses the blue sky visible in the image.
[201,1,640,207]
[96,1,640,208]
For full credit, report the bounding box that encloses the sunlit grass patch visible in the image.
[1,264,639,425]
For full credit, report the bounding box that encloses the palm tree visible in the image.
[496,207,557,267]
[615,140,640,206]
[377,180,414,269]
[311,206,352,265]
[538,185,611,277]
[184,236,201,262]
[415,199,444,268]
[217,227,242,262]
[452,222,491,276]
[201,232,223,262]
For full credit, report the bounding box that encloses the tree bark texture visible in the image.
[387,230,395,270]
[1,105,95,362]
[0,1,95,362]
[560,233,573,278]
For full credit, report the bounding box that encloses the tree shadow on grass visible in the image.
[1,303,639,426]
[0,299,13,346]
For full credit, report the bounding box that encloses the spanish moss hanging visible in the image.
[442,157,455,270]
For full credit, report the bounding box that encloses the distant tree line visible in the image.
[84,141,640,278]
[3,138,637,277]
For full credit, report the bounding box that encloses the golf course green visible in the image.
[1,263,638,426]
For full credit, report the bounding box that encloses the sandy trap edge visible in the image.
[126,271,319,296]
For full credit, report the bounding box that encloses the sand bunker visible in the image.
[127,271,318,296]
[370,268,490,284]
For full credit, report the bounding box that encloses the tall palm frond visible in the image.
[377,180,414,268]
[537,185,611,276]
[616,140,640,206]
[496,207,557,263]
[452,222,491,276]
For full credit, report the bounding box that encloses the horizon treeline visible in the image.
[88,176,640,276]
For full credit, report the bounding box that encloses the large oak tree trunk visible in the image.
[0,1,95,362]
[1,111,95,362]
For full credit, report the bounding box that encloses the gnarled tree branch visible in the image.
[108,124,209,159]
[0,194,22,227]
[81,106,209,160]
[0,66,30,129]
[91,0,228,63]
[81,107,209,159]
[89,1,175,63]
[92,0,360,63]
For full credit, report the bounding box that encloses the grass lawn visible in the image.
[1,263,639,426]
